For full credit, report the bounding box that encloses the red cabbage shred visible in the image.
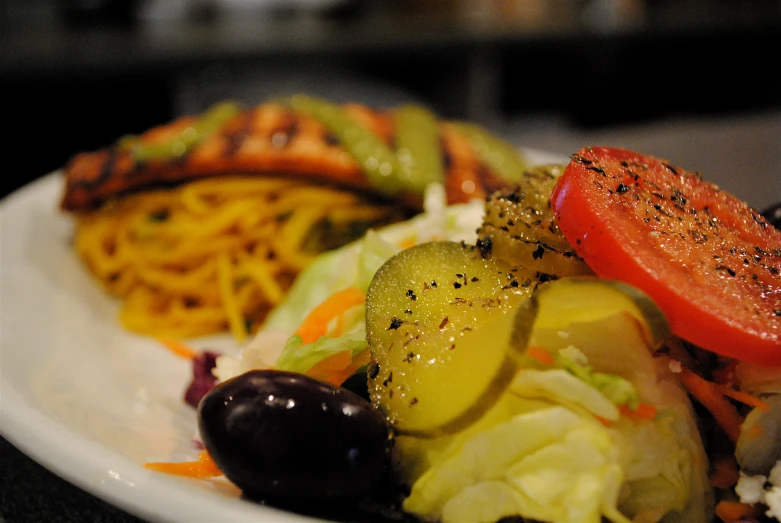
[184,350,220,408]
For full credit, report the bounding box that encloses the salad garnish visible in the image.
[145,149,781,523]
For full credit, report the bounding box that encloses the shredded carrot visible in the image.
[294,286,366,345]
[398,238,416,250]
[157,338,199,360]
[526,346,555,366]
[618,403,658,420]
[680,368,743,443]
[144,450,222,479]
[333,307,350,338]
[307,349,371,386]
[593,415,613,427]
[718,385,771,412]
[306,351,353,381]
[709,454,740,489]
[715,500,762,523]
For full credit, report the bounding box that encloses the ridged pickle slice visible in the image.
[478,165,593,276]
[513,277,672,365]
[366,241,547,437]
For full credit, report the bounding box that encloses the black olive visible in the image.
[197,369,391,504]
[340,368,370,401]
[760,201,781,230]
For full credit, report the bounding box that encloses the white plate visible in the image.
[0,149,564,522]
[0,173,331,522]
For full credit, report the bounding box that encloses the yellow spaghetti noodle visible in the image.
[73,176,405,340]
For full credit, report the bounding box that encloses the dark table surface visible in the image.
[0,437,144,523]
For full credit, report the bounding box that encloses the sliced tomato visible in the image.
[551,146,781,365]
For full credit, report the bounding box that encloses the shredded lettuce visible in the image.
[395,310,712,523]
[274,324,368,375]
[555,346,640,410]
[215,185,712,523]
[401,404,627,523]
[508,368,620,421]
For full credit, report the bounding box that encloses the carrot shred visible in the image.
[527,346,555,366]
[718,385,771,412]
[144,450,222,479]
[333,307,350,338]
[307,349,371,386]
[715,500,763,522]
[157,338,199,360]
[398,238,416,250]
[618,403,658,420]
[680,368,743,443]
[709,454,740,489]
[306,351,353,380]
[294,286,366,345]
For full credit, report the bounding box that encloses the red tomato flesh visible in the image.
[551,146,781,365]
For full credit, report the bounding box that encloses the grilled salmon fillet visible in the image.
[60,101,513,212]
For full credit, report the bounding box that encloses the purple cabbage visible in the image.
[184,350,220,408]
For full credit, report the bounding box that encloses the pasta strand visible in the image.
[73,175,405,339]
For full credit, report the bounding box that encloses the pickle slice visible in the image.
[512,276,672,355]
[366,241,545,437]
[477,165,593,276]
[512,277,673,398]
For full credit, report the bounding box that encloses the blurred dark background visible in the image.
[2,0,780,199]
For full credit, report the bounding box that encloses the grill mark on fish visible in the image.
[441,137,452,172]
[324,133,340,146]
[97,148,120,185]
[69,148,119,189]
[60,103,508,213]
[223,108,255,157]
[269,117,299,151]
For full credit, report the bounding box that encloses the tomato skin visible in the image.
[551,146,781,365]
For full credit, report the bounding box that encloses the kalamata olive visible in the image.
[197,369,392,504]
[340,369,370,402]
[760,201,781,230]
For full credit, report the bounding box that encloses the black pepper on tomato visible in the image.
[550,146,781,365]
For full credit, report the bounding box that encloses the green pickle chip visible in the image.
[367,242,672,439]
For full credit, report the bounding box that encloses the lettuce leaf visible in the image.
[274,324,368,375]
[395,283,712,523]
[402,405,627,523]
